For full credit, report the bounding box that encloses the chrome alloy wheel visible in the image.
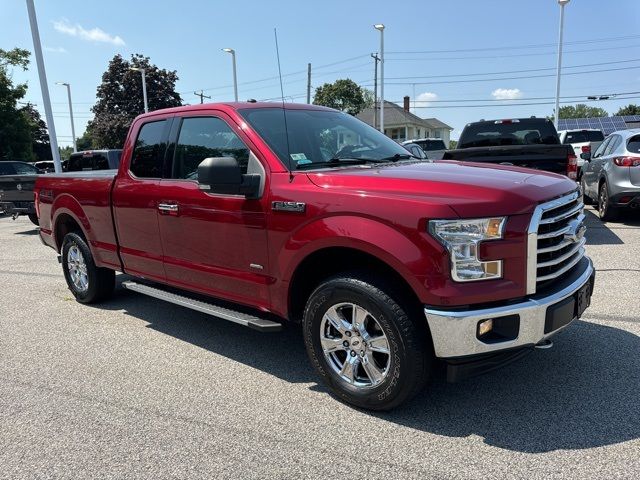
[599,185,608,218]
[319,303,390,388]
[67,244,89,292]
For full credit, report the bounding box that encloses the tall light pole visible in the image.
[130,67,148,113]
[374,24,385,134]
[25,0,62,173]
[222,48,238,102]
[554,0,570,130]
[56,82,77,152]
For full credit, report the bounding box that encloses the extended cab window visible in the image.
[12,162,38,175]
[130,120,167,178]
[173,117,249,180]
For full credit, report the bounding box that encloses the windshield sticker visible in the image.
[291,153,311,165]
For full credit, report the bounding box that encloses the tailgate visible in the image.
[443,145,570,175]
[0,176,37,203]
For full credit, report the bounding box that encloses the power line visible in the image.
[389,91,640,104]
[387,34,640,54]
[362,65,640,86]
[384,58,640,81]
[392,96,640,109]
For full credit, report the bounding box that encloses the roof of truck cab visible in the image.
[137,102,335,118]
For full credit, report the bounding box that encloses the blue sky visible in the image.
[2,0,640,147]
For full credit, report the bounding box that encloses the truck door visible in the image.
[112,118,171,282]
[157,112,271,309]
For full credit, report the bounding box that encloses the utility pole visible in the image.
[306,63,312,104]
[25,0,62,173]
[56,82,76,152]
[374,24,385,134]
[554,0,570,129]
[371,53,380,130]
[194,90,211,104]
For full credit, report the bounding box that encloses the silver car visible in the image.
[581,129,640,221]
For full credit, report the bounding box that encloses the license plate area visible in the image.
[544,279,593,334]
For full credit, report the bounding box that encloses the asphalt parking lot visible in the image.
[1,207,639,479]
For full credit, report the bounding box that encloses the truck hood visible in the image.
[306,160,577,217]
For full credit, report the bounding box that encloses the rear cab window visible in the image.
[627,135,640,154]
[458,119,559,148]
[130,120,168,178]
[0,163,17,175]
[562,130,605,144]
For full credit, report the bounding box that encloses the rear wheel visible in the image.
[302,273,431,410]
[598,181,618,222]
[61,232,115,303]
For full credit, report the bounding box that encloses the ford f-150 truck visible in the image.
[35,103,595,410]
[443,118,578,179]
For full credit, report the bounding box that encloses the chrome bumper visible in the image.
[424,257,594,358]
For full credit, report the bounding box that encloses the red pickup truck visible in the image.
[35,102,595,410]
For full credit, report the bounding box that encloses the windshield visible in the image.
[458,119,559,148]
[562,130,605,144]
[239,107,417,169]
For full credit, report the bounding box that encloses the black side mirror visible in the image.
[580,152,591,161]
[197,157,260,199]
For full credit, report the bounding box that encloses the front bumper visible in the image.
[424,257,594,359]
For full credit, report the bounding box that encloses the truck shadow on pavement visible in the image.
[99,281,640,454]
[583,206,640,246]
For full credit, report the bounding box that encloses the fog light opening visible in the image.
[478,319,493,337]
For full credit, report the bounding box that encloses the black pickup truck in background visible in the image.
[443,118,577,179]
[66,149,122,172]
[0,161,40,224]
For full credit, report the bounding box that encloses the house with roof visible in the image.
[356,97,453,147]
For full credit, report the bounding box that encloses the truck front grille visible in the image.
[527,191,585,294]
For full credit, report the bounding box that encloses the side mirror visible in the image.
[197,157,260,199]
[580,152,591,161]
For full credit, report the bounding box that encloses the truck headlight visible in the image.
[429,217,506,282]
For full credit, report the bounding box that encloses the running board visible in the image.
[121,281,282,332]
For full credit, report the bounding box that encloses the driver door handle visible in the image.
[158,203,179,215]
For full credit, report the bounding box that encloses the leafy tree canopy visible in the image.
[615,104,640,116]
[313,79,367,115]
[0,48,35,161]
[87,53,182,149]
[558,104,608,119]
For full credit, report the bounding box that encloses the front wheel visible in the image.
[581,177,593,206]
[302,273,431,411]
[61,232,115,303]
[598,181,618,222]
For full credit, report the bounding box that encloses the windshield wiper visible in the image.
[379,153,413,161]
[295,157,385,169]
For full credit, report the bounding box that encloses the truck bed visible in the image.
[36,170,120,269]
[442,144,572,175]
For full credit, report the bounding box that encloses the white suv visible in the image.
[558,129,605,173]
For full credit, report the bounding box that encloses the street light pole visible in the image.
[56,82,76,152]
[25,0,62,173]
[554,0,570,130]
[222,48,238,102]
[130,67,148,113]
[374,24,385,134]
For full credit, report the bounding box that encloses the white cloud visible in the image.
[410,92,438,115]
[53,19,125,46]
[44,46,67,53]
[491,88,523,100]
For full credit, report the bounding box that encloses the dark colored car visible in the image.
[0,161,40,224]
[66,150,122,172]
[402,142,429,159]
[443,118,577,178]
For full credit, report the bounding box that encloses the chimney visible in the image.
[403,96,410,112]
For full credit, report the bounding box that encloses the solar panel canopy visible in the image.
[558,116,640,135]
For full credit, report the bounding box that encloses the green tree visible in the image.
[313,79,367,115]
[87,53,182,149]
[615,104,640,116]
[76,131,94,151]
[0,48,34,161]
[21,103,50,160]
[59,145,74,160]
[558,104,608,120]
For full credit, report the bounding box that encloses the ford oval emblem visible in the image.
[16,183,23,191]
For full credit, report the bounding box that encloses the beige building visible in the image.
[356,97,453,147]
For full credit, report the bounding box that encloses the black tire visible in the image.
[581,177,593,206]
[598,181,618,222]
[28,213,39,225]
[302,272,431,411]
[61,232,115,304]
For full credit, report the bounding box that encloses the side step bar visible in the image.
[122,281,282,332]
